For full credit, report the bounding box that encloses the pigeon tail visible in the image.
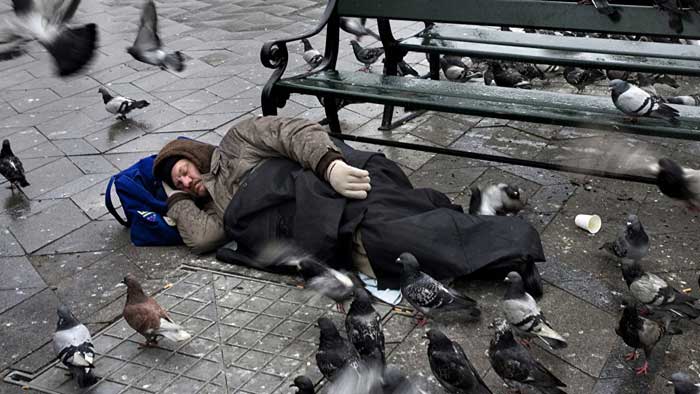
[164,51,185,72]
[70,366,98,388]
[133,100,150,109]
[46,24,98,76]
[652,102,680,125]
[536,325,568,350]
[157,318,191,342]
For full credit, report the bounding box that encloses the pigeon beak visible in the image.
[666,381,673,386]
[115,282,126,288]
[503,276,510,282]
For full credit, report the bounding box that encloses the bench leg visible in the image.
[380,104,395,130]
[428,53,440,80]
[322,96,342,134]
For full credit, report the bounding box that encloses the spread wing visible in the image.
[133,0,160,50]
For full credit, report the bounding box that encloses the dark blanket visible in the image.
[219,140,545,289]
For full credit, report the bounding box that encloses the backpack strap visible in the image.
[105,175,130,227]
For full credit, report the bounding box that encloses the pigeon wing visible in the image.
[503,295,539,328]
[36,0,81,25]
[133,0,160,50]
[455,343,493,393]
[630,273,667,304]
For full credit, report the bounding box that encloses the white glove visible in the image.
[162,181,185,198]
[326,159,371,199]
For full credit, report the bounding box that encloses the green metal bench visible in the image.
[260,0,700,183]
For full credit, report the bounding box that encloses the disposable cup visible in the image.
[575,214,602,234]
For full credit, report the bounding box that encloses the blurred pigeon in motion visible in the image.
[502,271,568,350]
[564,66,606,93]
[350,40,384,72]
[298,258,354,313]
[8,0,97,76]
[290,375,315,394]
[669,372,700,394]
[666,94,700,106]
[397,252,481,326]
[426,329,493,394]
[0,139,29,192]
[653,0,684,33]
[325,359,384,394]
[122,273,191,346]
[579,0,621,21]
[340,17,380,41]
[440,55,479,82]
[615,300,673,375]
[316,317,361,381]
[609,79,680,124]
[488,61,531,89]
[98,87,149,120]
[649,158,700,212]
[0,22,31,60]
[53,305,98,388]
[345,288,385,364]
[621,260,700,320]
[127,0,185,72]
[488,319,568,394]
[599,214,649,261]
[382,365,428,394]
[468,183,527,216]
[301,38,322,68]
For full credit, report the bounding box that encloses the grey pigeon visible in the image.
[564,66,605,93]
[440,55,479,82]
[512,62,546,82]
[606,69,631,81]
[649,158,700,212]
[488,61,531,89]
[621,260,700,320]
[345,288,385,364]
[599,214,649,261]
[316,317,361,381]
[290,375,315,394]
[666,94,700,106]
[397,60,419,77]
[426,329,493,394]
[301,38,322,68]
[615,301,671,375]
[382,365,428,394]
[298,258,355,313]
[127,0,184,72]
[53,305,98,388]
[98,87,149,120]
[0,139,29,192]
[8,0,97,76]
[340,17,380,41]
[609,79,680,124]
[468,183,527,216]
[502,272,568,350]
[350,40,384,72]
[669,372,700,394]
[397,252,481,326]
[488,319,567,394]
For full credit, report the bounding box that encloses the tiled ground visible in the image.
[1,0,700,392]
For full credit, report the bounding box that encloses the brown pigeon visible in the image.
[122,274,191,346]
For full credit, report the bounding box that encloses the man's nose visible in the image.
[181,176,192,189]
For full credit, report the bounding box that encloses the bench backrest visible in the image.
[336,0,700,38]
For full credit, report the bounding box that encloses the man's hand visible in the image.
[162,181,184,198]
[326,159,371,199]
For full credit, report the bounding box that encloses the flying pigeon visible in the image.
[426,329,493,394]
[345,288,385,365]
[620,260,700,320]
[488,61,531,89]
[0,139,29,192]
[668,372,700,394]
[502,271,568,350]
[301,38,322,68]
[325,359,384,394]
[315,317,361,381]
[350,40,384,72]
[298,258,354,313]
[340,17,380,41]
[382,365,428,394]
[648,158,700,211]
[127,0,185,72]
[397,252,481,326]
[564,66,606,93]
[53,305,98,388]
[609,79,680,124]
[440,55,479,82]
[579,0,621,21]
[599,214,649,261]
[121,273,191,346]
[615,301,671,375]
[488,319,568,394]
[290,375,315,394]
[468,183,527,216]
[8,0,97,76]
[98,87,149,120]
[666,94,700,106]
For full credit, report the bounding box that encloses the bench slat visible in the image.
[278,71,700,140]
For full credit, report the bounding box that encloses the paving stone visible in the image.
[205,76,257,99]
[109,131,205,153]
[170,90,222,114]
[3,89,61,113]
[29,251,112,286]
[52,138,99,155]
[21,157,83,198]
[8,198,90,253]
[70,178,119,220]
[0,228,24,256]
[153,114,240,133]
[37,172,112,199]
[84,123,148,153]
[34,220,129,255]
[69,154,118,174]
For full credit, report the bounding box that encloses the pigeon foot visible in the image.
[635,361,649,375]
[335,303,346,313]
[624,350,639,361]
[415,314,429,327]
[518,338,531,348]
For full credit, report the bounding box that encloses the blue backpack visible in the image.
[105,155,183,246]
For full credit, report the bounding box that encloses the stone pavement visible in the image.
[0,0,699,392]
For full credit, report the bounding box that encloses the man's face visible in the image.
[171,158,208,197]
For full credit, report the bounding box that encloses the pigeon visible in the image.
[563,66,606,93]
[579,0,621,21]
[127,0,185,72]
[301,38,322,68]
[426,329,493,394]
[620,260,700,320]
[0,139,29,191]
[8,0,97,76]
[666,94,700,106]
[316,317,361,381]
[599,214,649,261]
[325,360,384,394]
[468,184,527,216]
[290,375,315,394]
[440,55,478,82]
[609,79,680,124]
[98,87,149,120]
[668,372,700,394]
[0,23,31,60]
[53,305,98,388]
[397,60,420,77]
[382,365,428,394]
[512,62,546,82]
[615,301,670,375]
[350,40,384,72]
[488,61,531,89]
[606,69,631,82]
[397,252,481,326]
[649,158,700,211]
[298,258,355,313]
[121,273,191,346]
[488,319,568,394]
[653,0,684,33]
[345,287,385,364]
[340,17,380,41]
[502,271,568,350]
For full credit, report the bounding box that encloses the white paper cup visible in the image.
[575,214,602,234]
